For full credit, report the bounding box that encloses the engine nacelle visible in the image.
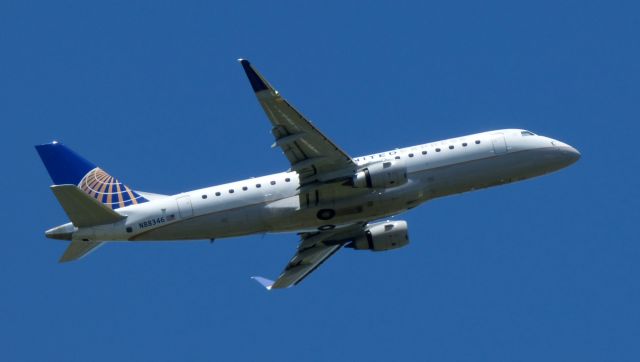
[347,220,409,251]
[352,160,407,189]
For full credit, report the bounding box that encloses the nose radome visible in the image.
[555,141,581,166]
[546,136,580,160]
[565,145,581,163]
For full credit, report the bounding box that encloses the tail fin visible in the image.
[35,141,148,210]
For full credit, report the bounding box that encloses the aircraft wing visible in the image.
[252,225,364,289]
[239,59,357,184]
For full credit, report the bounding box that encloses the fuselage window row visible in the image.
[207,179,288,199]
[206,140,485,199]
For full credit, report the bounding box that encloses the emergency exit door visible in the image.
[491,133,508,154]
[176,196,194,218]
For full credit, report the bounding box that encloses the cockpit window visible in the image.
[521,130,536,136]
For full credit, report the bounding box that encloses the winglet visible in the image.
[237,59,276,94]
[250,276,275,290]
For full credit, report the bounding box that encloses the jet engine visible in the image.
[346,220,409,251]
[352,160,408,189]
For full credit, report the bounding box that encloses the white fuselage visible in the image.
[52,129,580,243]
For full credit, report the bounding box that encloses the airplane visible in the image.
[36,59,581,290]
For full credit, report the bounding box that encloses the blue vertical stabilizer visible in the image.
[35,141,148,210]
[35,141,96,185]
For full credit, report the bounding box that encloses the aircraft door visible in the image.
[176,196,194,218]
[491,133,508,154]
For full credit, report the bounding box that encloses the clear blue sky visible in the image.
[2,1,639,361]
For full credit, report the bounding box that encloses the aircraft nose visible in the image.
[552,140,581,166]
[564,146,581,165]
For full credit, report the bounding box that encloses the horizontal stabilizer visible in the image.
[51,185,125,227]
[59,240,104,263]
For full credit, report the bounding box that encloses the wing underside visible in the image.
[253,225,364,289]
[272,242,342,289]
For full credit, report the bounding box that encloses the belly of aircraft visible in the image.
[130,186,424,241]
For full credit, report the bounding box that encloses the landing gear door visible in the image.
[491,133,508,154]
[176,196,194,219]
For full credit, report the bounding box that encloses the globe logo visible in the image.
[78,168,148,209]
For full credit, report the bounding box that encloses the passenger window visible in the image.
[395,156,401,159]
[475,140,481,144]
[408,153,414,157]
[422,150,427,155]
[449,145,454,150]
[229,189,234,194]
[285,178,291,182]
[215,192,221,196]
[270,181,276,185]
[462,143,467,147]
[242,186,248,191]
[256,184,261,188]
[436,148,441,152]
[201,195,207,199]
